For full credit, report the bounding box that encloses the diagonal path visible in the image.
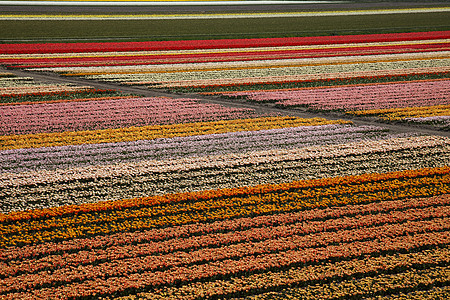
[3,67,449,137]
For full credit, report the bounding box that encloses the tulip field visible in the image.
[2,30,449,129]
[0,25,450,299]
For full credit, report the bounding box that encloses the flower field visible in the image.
[1,30,449,128]
[0,30,449,299]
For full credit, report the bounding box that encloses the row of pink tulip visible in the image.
[228,79,450,110]
[0,97,260,135]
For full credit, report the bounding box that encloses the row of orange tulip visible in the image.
[119,246,449,300]
[4,227,447,299]
[1,167,448,248]
[2,194,446,264]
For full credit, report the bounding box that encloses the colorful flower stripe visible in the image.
[209,78,443,96]
[2,222,447,299]
[3,210,447,294]
[1,31,447,54]
[4,39,445,61]
[0,76,33,87]
[186,73,450,94]
[1,166,448,247]
[1,116,338,150]
[0,84,93,96]
[404,116,450,130]
[365,286,450,300]
[1,194,446,269]
[270,79,450,110]
[348,104,450,120]
[76,59,450,86]
[134,67,450,89]
[250,265,448,300]
[0,124,403,173]
[1,136,447,213]
[0,97,264,135]
[122,246,450,300]
[0,72,14,78]
[4,42,449,69]
[0,95,135,106]
[37,51,450,75]
[0,89,123,104]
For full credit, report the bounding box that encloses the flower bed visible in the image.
[0,32,449,299]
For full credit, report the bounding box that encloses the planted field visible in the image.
[3,30,448,129]
[0,18,449,300]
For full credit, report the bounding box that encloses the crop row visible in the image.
[0,124,401,173]
[142,67,450,90]
[246,265,448,300]
[1,194,446,269]
[3,226,447,299]
[0,116,345,150]
[1,136,447,213]
[0,97,262,135]
[0,72,15,78]
[349,104,450,120]
[2,201,447,279]
[1,166,448,247]
[2,39,448,69]
[4,212,447,293]
[248,79,449,110]
[121,247,449,300]
[1,31,446,54]
[77,59,450,86]
[30,51,449,75]
[403,115,450,130]
[2,215,448,294]
[0,82,93,96]
[0,91,125,105]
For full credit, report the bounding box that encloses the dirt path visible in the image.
[4,67,450,138]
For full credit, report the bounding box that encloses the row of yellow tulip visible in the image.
[0,116,347,150]
[348,104,450,120]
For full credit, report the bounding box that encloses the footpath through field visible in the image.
[3,66,449,138]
